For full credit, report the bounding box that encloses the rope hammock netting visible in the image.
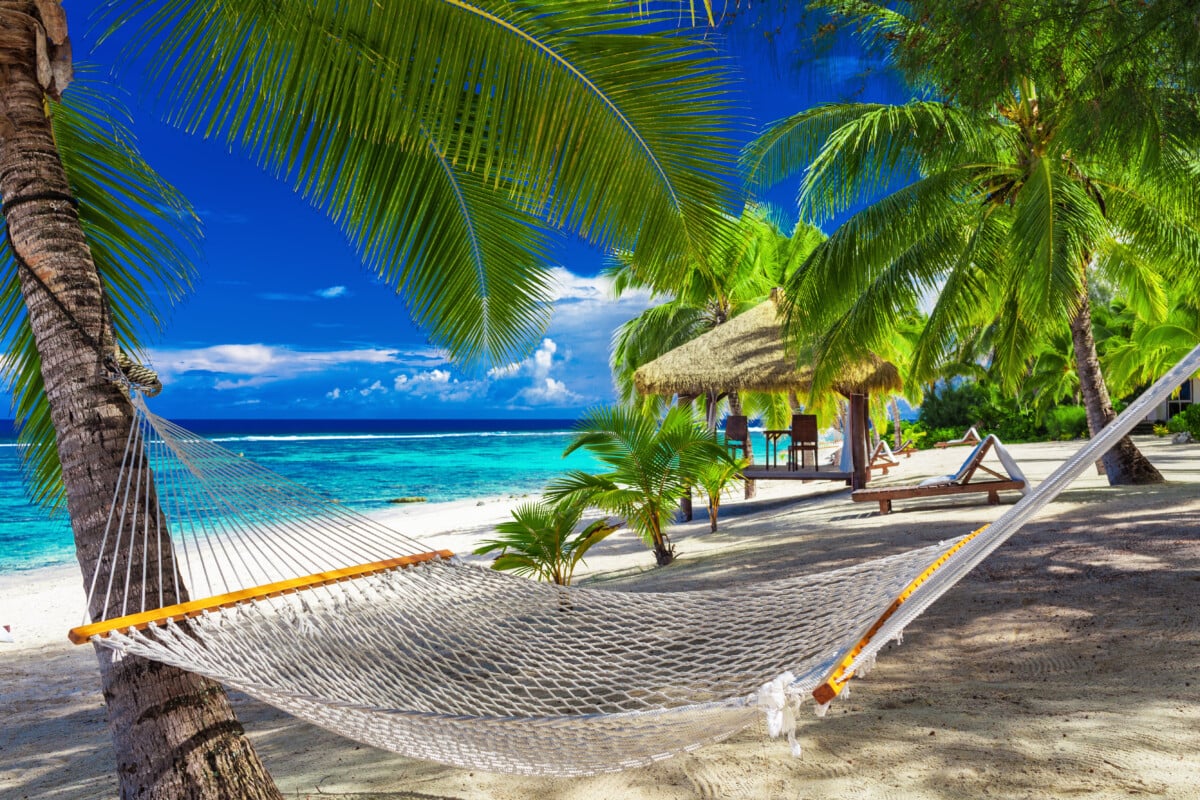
[69,344,1200,776]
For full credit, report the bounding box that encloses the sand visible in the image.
[1,435,1198,799]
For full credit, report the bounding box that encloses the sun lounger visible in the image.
[895,438,917,457]
[868,440,901,475]
[851,435,1029,514]
[933,426,981,449]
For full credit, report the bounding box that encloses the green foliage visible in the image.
[695,456,746,533]
[746,2,1200,420]
[914,378,1094,443]
[546,405,731,566]
[1167,405,1200,438]
[1044,406,1089,441]
[883,419,926,448]
[916,382,990,430]
[609,205,826,409]
[0,73,201,510]
[473,496,620,585]
[103,0,739,365]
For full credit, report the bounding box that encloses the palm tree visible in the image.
[744,66,1200,484]
[1103,295,1200,398]
[610,206,825,495]
[474,497,620,585]
[546,405,730,566]
[695,455,745,533]
[1,2,736,796]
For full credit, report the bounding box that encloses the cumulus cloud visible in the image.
[326,387,342,400]
[485,337,586,407]
[393,369,483,403]
[359,380,386,396]
[316,285,348,299]
[514,377,583,407]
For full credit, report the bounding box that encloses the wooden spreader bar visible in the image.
[812,527,987,705]
[68,550,454,645]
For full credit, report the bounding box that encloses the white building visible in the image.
[1147,377,1197,423]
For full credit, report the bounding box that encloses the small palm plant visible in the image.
[696,456,747,533]
[474,497,620,586]
[547,405,732,566]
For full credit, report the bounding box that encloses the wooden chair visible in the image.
[723,414,749,462]
[933,425,982,449]
[868,440,901,475]
[851,435,1028,514]
[787,414,819,471]
[895,438,917,458]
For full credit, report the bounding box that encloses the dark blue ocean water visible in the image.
[0,418,601,573]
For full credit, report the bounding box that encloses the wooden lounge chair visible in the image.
[895,438,917,458]
[787,414,819,471]
[933,425,982,449]
[868,440,901,475]
[723,414,749,462]
[851,435,1028,514]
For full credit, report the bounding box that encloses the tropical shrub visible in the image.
[1044,406,1089,440]
[696,457,746,533]
[1166,405,1200,439]
[547,405,732,566]
[473,497,620,586]
[1153,423,1170,437]
[917,382,992,430]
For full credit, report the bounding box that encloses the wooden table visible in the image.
[763,429,789,469]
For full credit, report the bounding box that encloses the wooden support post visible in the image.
[850,393,869,491]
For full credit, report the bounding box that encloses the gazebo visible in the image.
[633,291,903,489]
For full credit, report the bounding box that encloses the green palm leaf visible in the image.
[100,0,738,362]
[0,74,200,509]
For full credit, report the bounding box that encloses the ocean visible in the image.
[0,418,602,573]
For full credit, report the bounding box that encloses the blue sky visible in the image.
[44,3,905,419]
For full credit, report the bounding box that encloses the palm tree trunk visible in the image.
[890,397,903,449]
[0,5,283,797]
[728,391,756,499]
[1070,287,1163,485]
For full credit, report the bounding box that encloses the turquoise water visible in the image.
[0,419,602,573]
[0,418,836,573]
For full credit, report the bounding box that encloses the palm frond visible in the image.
[0,73,201,509]
[101,0,739,357]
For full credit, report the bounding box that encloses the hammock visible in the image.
[70,344,1200,776]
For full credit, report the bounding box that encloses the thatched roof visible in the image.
[632,293,902,398]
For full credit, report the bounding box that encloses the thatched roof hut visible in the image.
[632,292,902,399]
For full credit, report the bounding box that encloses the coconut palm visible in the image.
[744,53,1200,484]
[474,497,620,586]
[1,2,736,796]
[610,206,825,496]
[1103,296,1200,397]
[546,405,731,566]
[695,455,746,533]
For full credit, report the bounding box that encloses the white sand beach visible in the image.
[2,435,1198,799]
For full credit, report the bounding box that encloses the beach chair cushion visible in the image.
[852,435,1028,513]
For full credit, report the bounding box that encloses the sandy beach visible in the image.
[2,435,1198,799]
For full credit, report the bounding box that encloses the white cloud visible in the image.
[489,338,559,381]
[514,377,583,407]
[533,338,556,375]
[485,336,589,407]
[259,285,350,302]
[359,380,386,397]
[150,343,407,389]
[393,369,483,403]
[326,387,342,400]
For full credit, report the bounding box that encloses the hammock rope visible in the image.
[70,343,1200,776]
